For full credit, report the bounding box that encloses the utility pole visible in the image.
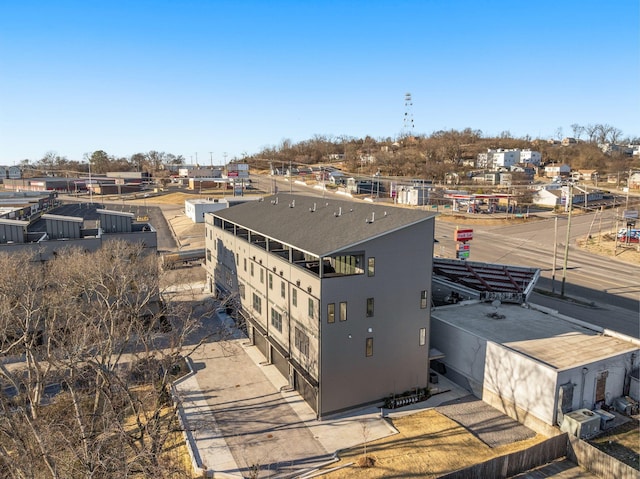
[551,216,558,293]
[88,161,93,204]
[209,152,213,169]
[625,168,631,210]
[561,184,573,297]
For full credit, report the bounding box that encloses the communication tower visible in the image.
[403,92,414,137]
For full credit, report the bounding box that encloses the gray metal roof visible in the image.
[433,302,638,370]
[211,194,436,256]
[433,257,539,304]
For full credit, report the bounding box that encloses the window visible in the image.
[281,281,286,298]
[368,257,375,276]
[206,249,212,262]
[294,327,309,358]
[239,283,245,300]
[327,303,335,323]
[271,308,282,333]
[339,301,347,322]
[236,255,239,266]
[252,293,262,314]
[365,337,373,357]
[292,288,297,307]
[260,269,264,284]
[269,273,273,290]
[308,298,315,319]
[244,258,247,272]
[332,254,364,275]
[250,262,254,277]
[419,327,426,346]
[366,298,374,317]
[420,290,428,309]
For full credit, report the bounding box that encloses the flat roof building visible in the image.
[205,194,436,417]
[431,300,639,435]
[0,202,157,259]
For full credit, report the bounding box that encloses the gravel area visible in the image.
[436,395,536,448]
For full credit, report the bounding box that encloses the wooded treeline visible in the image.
[16,123,640,181]
[248,125,639,180]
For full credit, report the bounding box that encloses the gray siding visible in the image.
[319,218,434,415]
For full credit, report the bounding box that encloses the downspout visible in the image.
[580,367,588,409]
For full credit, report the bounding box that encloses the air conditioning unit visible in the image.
[560,409,601,439]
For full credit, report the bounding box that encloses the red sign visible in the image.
[455,229,473,241]
[456,243,470,251]
[227,171,239,177]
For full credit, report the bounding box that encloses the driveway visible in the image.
[176,313,399,478]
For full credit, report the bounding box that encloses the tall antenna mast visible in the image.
[403,92,414,138]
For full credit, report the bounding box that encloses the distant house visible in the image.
[532,188,562,208]
[629,171,640,190]
[519,149,542,166]
[561,137,578,146]
[571,170,598,182]
[544,164,571,178]
[599,143,635,156]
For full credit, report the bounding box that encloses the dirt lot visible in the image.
[318,409,546,478]
[577,233,640,264]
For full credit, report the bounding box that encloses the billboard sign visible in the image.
[455,229,473,242]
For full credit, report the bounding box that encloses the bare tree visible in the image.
[0,242,209,478]
[584,124,599,143]
[570,123,584,140]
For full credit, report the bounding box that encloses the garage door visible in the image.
[271,346,289,379]
[294,370,317,413]
[253,331,268,359]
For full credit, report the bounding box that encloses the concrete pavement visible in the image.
[173,309,469,478]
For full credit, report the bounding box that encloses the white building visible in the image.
[431,300,639,436]
[519,149,542,166]
[184,197,262,223]
[477,149,538,170]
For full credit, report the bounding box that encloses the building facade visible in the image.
[431,301,639,436]
[205,194,436,417]
[477,149,541,169]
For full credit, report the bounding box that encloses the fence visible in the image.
[567,434,638,479]
[437,434,568,479]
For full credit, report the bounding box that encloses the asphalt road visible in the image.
[434,214,639,338]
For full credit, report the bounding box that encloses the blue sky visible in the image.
[1,0,638,164]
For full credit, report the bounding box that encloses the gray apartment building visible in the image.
[205,194,436,417]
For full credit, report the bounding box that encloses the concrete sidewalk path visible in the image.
[180,320,402,478]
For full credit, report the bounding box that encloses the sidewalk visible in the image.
[174,315,469,478]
